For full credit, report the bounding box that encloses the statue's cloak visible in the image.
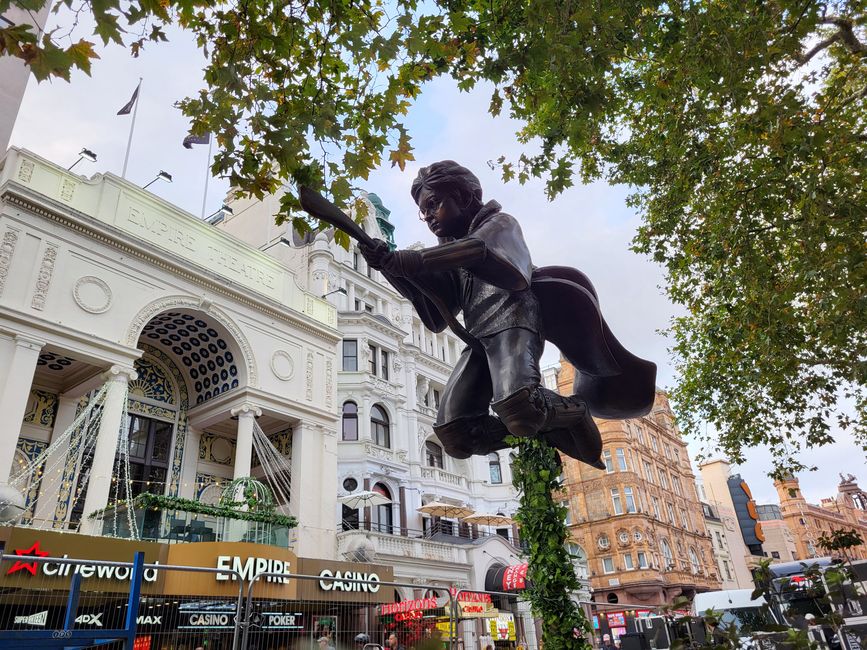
[532,266,657,419]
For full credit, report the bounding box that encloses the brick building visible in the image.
[551,361,720,607]
[775,474,867,561]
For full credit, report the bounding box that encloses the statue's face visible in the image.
[416,187,470,238]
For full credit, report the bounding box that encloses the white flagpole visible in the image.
[200,135,213,219]
[121,78,142,179]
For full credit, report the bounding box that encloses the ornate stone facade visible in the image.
[555,360,720,606]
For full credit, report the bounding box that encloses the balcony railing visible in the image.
[341,519,519,546]
[420,466,467,488]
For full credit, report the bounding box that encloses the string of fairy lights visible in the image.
[5,378,295,535]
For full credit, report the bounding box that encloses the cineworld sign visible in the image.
[41,557,160,583]
[318,569,380,592]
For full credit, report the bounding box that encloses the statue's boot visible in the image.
[433,415,511,460]
[492,386,604,469]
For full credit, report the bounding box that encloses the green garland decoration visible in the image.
[89,492,298,528]
[508,436,592,650]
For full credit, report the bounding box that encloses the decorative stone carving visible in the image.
[305,351,314,401]
[17,160,34,183]
[59,178,76,203]
[325,358,333,408]
[359,337,370,366]
[416,375,430,403]
[0,229,19,297]
[231,402,262,419]
[270,350,295,381]
[72,276,113,313]
[31,245,58,310]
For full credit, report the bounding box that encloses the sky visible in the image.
[8,21,865,507]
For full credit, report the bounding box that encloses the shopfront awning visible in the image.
[485,563,529,592]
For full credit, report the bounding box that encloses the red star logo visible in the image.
[6,541,49,576]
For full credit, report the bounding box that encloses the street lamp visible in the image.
[206,204,233,223]
[68,148,97,171]
[260,237,293,251]
[143,170,173,190]
[321,287,348,299]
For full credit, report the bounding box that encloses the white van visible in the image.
[693,589,780,640]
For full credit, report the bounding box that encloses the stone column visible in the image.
[80,365,137,535]
[32,394,80,524]
[289,422,337,558]
[363,477,371,532]
[0,334,45,483]
[399,485,408,536]
[179,425,203,498]
[231,403,261,480]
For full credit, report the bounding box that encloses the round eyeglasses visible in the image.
[418,199,444,222]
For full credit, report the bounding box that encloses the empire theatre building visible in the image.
[0,148,393,649]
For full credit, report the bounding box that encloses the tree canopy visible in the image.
[2,0,865,474]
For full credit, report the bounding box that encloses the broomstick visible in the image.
[298,187,481,352]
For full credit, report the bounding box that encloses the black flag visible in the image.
[183,132,211,149]
[117,82,140,115]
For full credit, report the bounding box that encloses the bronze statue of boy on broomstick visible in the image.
[300,160,656,467]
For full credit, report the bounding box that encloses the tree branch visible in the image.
[796,31,841,65]
[820,16,867,54]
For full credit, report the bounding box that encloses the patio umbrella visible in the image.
[417,501,474,519]
[462,513,515,527]
[338,490,392,509]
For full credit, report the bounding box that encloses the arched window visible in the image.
[371,405,390,447]
[688,547,701,574]
[425,441,444,468]
[342,401,358,441]
[660,538,674,569]
[488,453,502,484]
[371,482,393,534]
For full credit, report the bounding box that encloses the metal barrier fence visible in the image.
[0,554,544,650]
[0,552,245,650]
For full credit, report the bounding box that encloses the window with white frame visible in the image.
[602,450,614,473]
[560,500,572,525]
[688,547,701,574]
[660,539,673,569]
[658,469,670,490]
[370,404,390,447]
[616,448,628,471]
[611,488,623,515]
[367,344,391,379]
[666,502,676,524]
[598,533,610,549]
[637,551,649,569]
[342,339,358,371]
[425,441,444,468]
[672,476,682,496]
[624,487,637,513]
[651,496,661,519]
[488,453,503,484]
[650,436,659,452]
[623,554,634,570]
[644,461,654,483]
[341,401,358,441]
[602,557,615,574]
[680,508,689,529]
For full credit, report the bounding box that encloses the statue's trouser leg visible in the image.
[434,343,497,458]
[481,329,604,466]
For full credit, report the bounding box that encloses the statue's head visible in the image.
[411,161,483,238]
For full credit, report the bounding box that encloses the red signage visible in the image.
[394,610,423,622]
[134,637,152,650]
[606,612,625,627]
[381,597,438,615]
[502,564,528,591]
[452,589,492,604]
[6,541,49,576]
